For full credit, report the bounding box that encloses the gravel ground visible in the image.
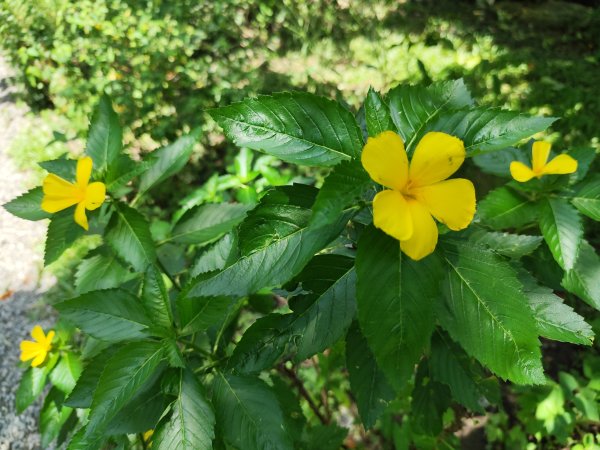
[0,57,54,450]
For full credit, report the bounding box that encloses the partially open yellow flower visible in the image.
[20,325,55,367]
[41,157,106,230]
[510,141,578,182]
[361,131,476,260]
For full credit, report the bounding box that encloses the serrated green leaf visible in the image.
[85,341,165,438]
[345,321,394,428]
[3,187,51,221]
[65,348,117,409]
[388,79,473,151]
[437,241,544,384]
[138,128,201,196]
[300,424,348,450]
[44,210,86,266]
[142,265,174,332]
[86,94,122,175]
[426,107,556,156]
[106,202,156,271]
[178,295,237,336]
[539,198,583,270]
[55,289,152,342]
[411,360,451,436]
[477,186,538,230]
[106,382,167,436]
[39,155,77,180]
[168,203,249,245]
[105,155,152,194]
[15,353,58,413]
[153,369,215,450]
[520,271,594,345]
[230,255,356,373]
[469,229,543,258]
[75,253,133,294]
[562,240,600,311]
[356,226,443,391]
[212,372,293,450]
[40,388,73,448]
[309,159,371,228]
[365,87,394,137]
[571,174,600,221]
[190,233,238,277]
[49,352,82,395]
[568,147,597,184]
[472,147,526,177]
[208,92,363,167]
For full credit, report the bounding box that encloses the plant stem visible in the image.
[277,363,329,425]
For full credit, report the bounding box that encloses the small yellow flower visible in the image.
[143,429,154,447]
[510,141,578,182]
[20,325,55,367]
[362,131,476,260]
[41,157,106,230]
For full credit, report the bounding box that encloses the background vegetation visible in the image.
[1,0,600,448]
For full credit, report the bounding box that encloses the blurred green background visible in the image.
[2,0,600,448]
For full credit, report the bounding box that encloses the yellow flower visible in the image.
[361,131,476,261]
[143,430,154,447]
[41,156,106,230]
[20,325,55,367]
[510,141,578,182]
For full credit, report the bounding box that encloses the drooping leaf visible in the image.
[105,202,156,272]
[345,321,395,428]
[562,240,600,311]
[365,87,394,137]
[3,187,51,221]
[411,359,451,436]
[356,226,443,391]
[75,253,133,294]
[230,255,356,373]
[138,128,201,196]
[153,369,215,450]
[477,186,538,230]
[49,352,83,395]
[86,94,122,175]
[141,265,174,332]
[436,241,544,384]
[44,210,86,266]
[469,229,543,258]
[40,388,74,448]
[212,372,293,450]
[425,107,557,156]
[571,174,600,221]
[55,289,153,342]
[388,79,473,151]
[208,92,363,167]
[539,198,583,270]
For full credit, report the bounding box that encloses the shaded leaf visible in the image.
[539,198,583,270]
[44,210,85,266]
[365,87,394,137]
[571,174,600,221]
[478,186,538,230]
[562,240,600,311]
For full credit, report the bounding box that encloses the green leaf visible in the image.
[3,187,51,221]
[141,265,174,332]
[230,255,356,373]
[138,128,201,196]
[49,352,83,395]
[356,226,443,391]
[178,295,237,336]
[539,198,583,270]
[520,271,594,345]
[562,240,600,311]
[55,289,153,342]
[39,155,77,180]
[65,348,117,408]
[365,87,394,137]
[309,159,371,228]
[85,341,165,438]
[86,94,122,175]
[571,174,600,221]
[208,92,363,167]
[437,241,544,384]
[105,202,157,272]
[270,377,306,444]
[212,372,293,450]
[568,147,597,184]
[40,388,73,448]
[168,203,249,245]
[345,321,395,428]
[469,229,543,258]
[388,79,473,151]
[190,233,238,277]
[300,425,348,450]
[477,186,538,230]
[183,185,349,298]
[105,155,152,194]
[426,107,557,156]
[153,369,215,450]
[472,147,526,177]
[411,360,451,436]
[44,210,85,266]
[15,353,58,413]
[75,253,133,294]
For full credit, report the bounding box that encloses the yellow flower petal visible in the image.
[412,178,476,231]
[510,161,536,182]
[85,182,106,210]
[41,174,80,213]
[20,341,42,362]
[373,190,413,241]
[361,131,409,191]
[74,202,89,230]
[400,199,438,261]
[76,156,93,188]
[31,352,47,367]
[542,154,578,175]
[532,141,551,173]
[408,132,465,187]
[31,325,46,343]
[44,330,55,347]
